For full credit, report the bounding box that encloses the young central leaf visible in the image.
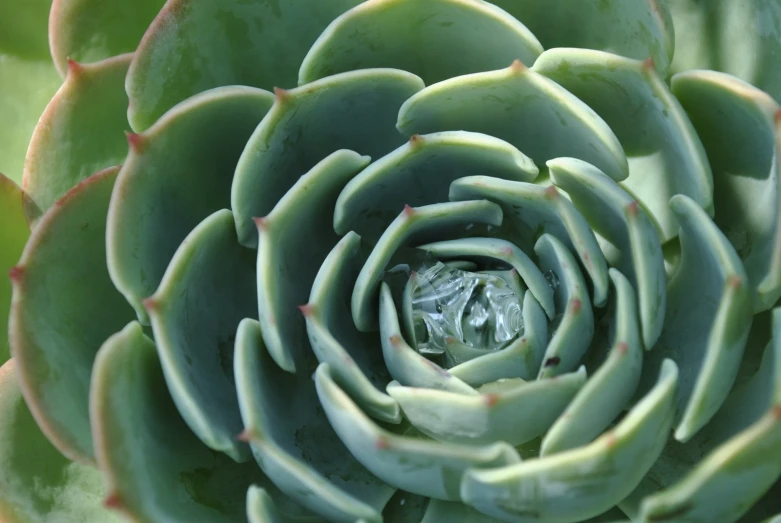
[411,262,524,362]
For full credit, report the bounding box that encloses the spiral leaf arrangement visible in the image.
[1,1,781,522]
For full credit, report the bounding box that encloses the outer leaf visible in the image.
[397,62,629,182]
[146,209,256,462]
[257,150,370,372]
[334,131,538,240]
[541,269,643,456]
[299,0,542,85]
[246,486,326,523]
[306,232,401,423]
[107,86,273,324]
[387,366,586,446]
[9,167,134,464]
[450,175,609,307]
[667,0,781,103]
[0,360,120,523]
[315,364,522,501]
[0,175,28,365]
[548,157,666,350]
[126,0,363,131]
[460,359,678,523]
[534,49,713,243]
[488,0,674,73]
[422,500,505,523]
[49,0,164,76]
[233,68,424,247]
[91,322,268,522]
[672,70,781,312]
[23,54,132,222]
[235,319,395,523]
[352,200,503,332]
[641,195,753,442]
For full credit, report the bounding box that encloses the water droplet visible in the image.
[544,269,560,290]
[410,262,524,359]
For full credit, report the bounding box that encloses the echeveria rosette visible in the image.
[1,1,781,523]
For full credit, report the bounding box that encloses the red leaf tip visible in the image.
[389,334,402,347]
[403,204,415,217]
[142,297,158,311]
[409,134,424,146]
[510,59,526,74]
[273,87,290,102]
[104,492,123,509]
[8,266,24,283]
[626,200,639,217]
[237,428,257,442]
[484,394,500,407]
[643,57,656,71]
[125,132,146,154]
[772,405,781,420]
[544,185,559,200]
[569,298,582,313]
[375,436,391,450]
[298,303,316,317]
[727,275,743,290]
[775,109,781,124]
[616,341,629,355]
[253,216,269,230]
[66,58,83,76]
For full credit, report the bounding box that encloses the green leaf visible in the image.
[0,175,29,365]
[353,200,503,332]
[387,366,585,446]
[146,209,256,462]
[533,234,595,379]
[449,175,609,307]
[306,232,401,423]
[315,363,522,501]
[299,0,542,85]
[246,486,326,523]
[232,68,424,247]
[0,360,121,523]
[126,0,363,131]
[334,131,538,241]
[235,319,395,523]
[421,499,505,523]
[256,150,370,373]
[548,157,666,350]
[534,48,714,243]
[667,0,781,104]
[106,86,273,324]
[489,0,674,74]
[91,322,267,522]
[0,0,50,60]
[640,195,753,443]
[397,61,629,182]
[23,54,132,223]
[9,167,134,464]
[672,70,781,312]
[541,269,643,456]
[379,282,477,395]
[49,0,164,75]
[460,359,678,522]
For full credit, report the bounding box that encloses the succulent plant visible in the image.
[2,0,781,522]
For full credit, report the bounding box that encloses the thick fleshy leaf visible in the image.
[107,86,272,324]
[0,55,61,185]
[233,68,424,247]
[48,0,164,76]
[353,200,503,332]
[246,486,326,523]
[23,54,132,222]
[418,237,554,321]
[235,319,395,523]
[460,359,678,522]
[638,308,781,522]
[257,150,369,373]
[379,282,477,395]
[534,48,713,243]
[0,360,120,523]
[422,499,505,523]
[548,157,666,349]
[667,0,781,103]
[334,131,538,240]
[306,232,401,423]
[382,491,430,523]
[387,366,586,446]
[315,364,522,501]
[9,168,134,464]
[0,174,28,365]
[672,70,781,312]
[145,209,256,462]
[489,0,674,73]
[91,322,266,522]
[534,234,595,379]
[126,0,363,130]
[396,61,629,182]
[448,290,548,386]
[299,0,542,85]
[541,269,643,456]
[641,195,753,442]
[450,175,609,307]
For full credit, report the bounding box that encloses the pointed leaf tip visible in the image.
[569,298,582,313]
[409,134,424,146]
[298,303,316,317]
[510,59,526,73]
[124,132,146,153]
[544,185,559,199]
[389,334,403,347]
[403,204,415,217]
[66,58,83,77]
[484,394,500,407]
[142,297,157,311]
[103,492,123,509]
[626,200,640,217]
[8,266,24,283]
[236,428,256,442]
[643,57,656,71]
[273,87,290,102]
